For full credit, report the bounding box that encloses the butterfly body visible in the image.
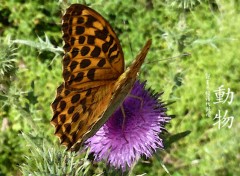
[51,4,151,150]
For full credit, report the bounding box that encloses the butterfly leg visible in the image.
[127,94,146,122]
[120,104,129,143]
[127,94,144,109]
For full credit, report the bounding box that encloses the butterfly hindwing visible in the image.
[51,83,115,149]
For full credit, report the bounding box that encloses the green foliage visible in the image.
[0,36,17,94]
[169,0,202,9]
[13,34,63,57]
[20,133,91,176]
[0,0,239,175]
[0,126,26,175]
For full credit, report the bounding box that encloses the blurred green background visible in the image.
[0,0,239,175]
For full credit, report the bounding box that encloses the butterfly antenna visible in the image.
[123,20,134,59]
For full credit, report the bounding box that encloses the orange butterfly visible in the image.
[51,4,151,151]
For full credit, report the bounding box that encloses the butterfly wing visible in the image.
[62,4,124,91]
[51,4,125,150]
[51,83,115,150]
[51,4,151,151]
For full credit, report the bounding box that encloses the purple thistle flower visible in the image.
[86,80,170,171]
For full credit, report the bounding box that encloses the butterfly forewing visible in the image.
[62,4,124,91]
[76,40,152,150]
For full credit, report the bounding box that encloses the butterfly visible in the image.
[51,4,151,151]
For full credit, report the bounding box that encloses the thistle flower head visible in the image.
[86,80,170,171]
